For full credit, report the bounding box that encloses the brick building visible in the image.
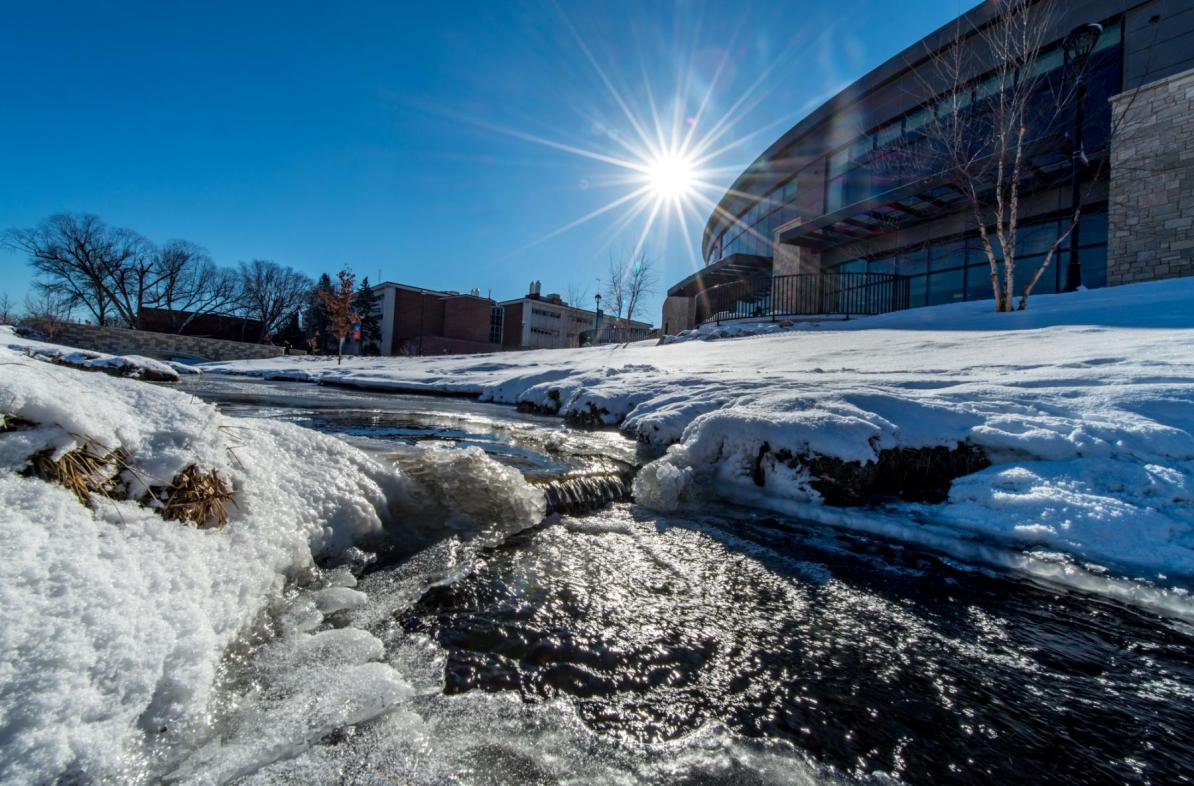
[364,280,655,355]
[370,283,500,356]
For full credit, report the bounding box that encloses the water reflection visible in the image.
[400,504,1194,785]
[192,375,1194,784]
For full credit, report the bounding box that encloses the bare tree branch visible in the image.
[4,213,132,325]
[152,241,239,332]
[21,291,72,340]
[0,293,16,325]
[565,281,591,309]
[622,253,655,342]
[236,260,313,343]
[878,0,1094,311]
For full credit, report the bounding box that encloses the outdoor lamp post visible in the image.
[593,293,603,345]
[1062,21,1102,293]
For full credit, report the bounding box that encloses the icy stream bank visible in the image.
[202,281,1194,585]
[4,359,1194,784]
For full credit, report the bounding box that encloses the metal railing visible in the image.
[694,272,911,325]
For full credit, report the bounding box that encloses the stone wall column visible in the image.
[1108,67,1194,286]
[661,295,696,334]
[772,219,821,276]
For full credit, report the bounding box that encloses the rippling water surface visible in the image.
[192,376,1194,785]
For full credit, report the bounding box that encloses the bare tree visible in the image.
[5,214,250,331]
[102,229,160,329]
[237,260,313,343]
[622,253,655,341]
[604,255,627,337]
[4,213,137,325]
[318,268,360,365]
[565,281,591,309]
[605,251,655,342]
[0,293,16,325]
[21,291,72,340]
[887,0,1105,311]
[152,241,239,333]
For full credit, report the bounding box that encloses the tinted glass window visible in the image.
[1080,245,1108,288]
[898,248,928,277]
[927,267,965,305]
[931,240,967,271]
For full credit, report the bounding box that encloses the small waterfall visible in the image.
[536,469,634,515]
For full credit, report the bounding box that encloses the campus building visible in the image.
[365,280,654,356]
[496,281,654,350]
[371,282,501,356]
[663,0,1194,333]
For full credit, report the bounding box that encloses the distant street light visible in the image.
[593,293,603,345]
[1063,21,1103,293]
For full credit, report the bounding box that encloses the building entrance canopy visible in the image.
[667,253,773,298]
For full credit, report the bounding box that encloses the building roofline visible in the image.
[497,296,654,328]
[701,2,997,258]
[373,281,493,302]
[699,0,1139,258]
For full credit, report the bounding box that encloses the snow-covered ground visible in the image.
[0,348,544,783]
[203,280,1194,589]
[3,279,1193,783]
[1,325,194,381]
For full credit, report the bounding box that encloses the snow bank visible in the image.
[0,348,411,783]
[203,280,1194,584]
[0,325,188,381]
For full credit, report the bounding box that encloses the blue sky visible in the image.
[0,0,966,322]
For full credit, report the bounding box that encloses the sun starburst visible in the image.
[643,153,698,202]
[429,6,817,279]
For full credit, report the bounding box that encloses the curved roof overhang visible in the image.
[699,0,1022,261]
[668,253,773,298]
[701,0,1136,260]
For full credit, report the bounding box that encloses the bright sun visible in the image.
[645,154,697,201]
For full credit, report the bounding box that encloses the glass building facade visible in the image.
[694,12,1126,311]
[827,211,1109,308]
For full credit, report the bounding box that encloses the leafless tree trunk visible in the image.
[4,213,136,325]
[102,229,160,329]
[886,0,1108,311]
[21,292,72,340]
[622,253,655,342]
[604,255,627,343]
[237,260,313,343]
[153,241,239,333]
[0,293,16,325]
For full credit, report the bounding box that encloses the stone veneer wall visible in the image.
[49,323,289,361]
[772,219,821,276]
[1107,66,1194,286]
[661,295,697,335]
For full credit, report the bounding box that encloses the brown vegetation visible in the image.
[23,443,129,506]
[17,435,233,528]
[148,465,234,529]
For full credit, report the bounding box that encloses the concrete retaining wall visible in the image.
[49,323,288,361]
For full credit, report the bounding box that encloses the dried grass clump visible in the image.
[15,432,235,529]
[148,465,234,529]
[23,444,129,506]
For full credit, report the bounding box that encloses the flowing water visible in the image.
[185,376,1194,785]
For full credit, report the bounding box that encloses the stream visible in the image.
[181,375,1193,785]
